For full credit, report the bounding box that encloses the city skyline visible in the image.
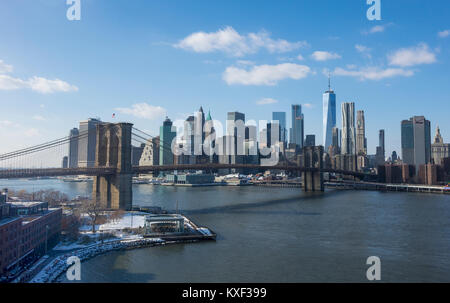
[1,1,450,160]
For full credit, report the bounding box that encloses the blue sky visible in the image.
[0,0,449,159]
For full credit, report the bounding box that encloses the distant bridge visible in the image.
[0,164,373,180]
[0,122,377,210]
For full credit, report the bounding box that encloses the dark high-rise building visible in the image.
[291,105,304,149]
[304,135,315,147]
[78,118,102,167]
[379,129,385,159]
[61,156,68,169]
[401,116,431,169]
[68,128,79,168]
[131,144,145,166]
[159,117,177,165]
[341,102,355,155]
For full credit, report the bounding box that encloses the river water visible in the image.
[2,179,450,282]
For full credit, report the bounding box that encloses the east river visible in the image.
[2,179,450,282]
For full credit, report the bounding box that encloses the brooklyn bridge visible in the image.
[0,122,377,210]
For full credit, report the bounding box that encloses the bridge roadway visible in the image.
[0,164,374,179]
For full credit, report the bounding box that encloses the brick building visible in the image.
[0,191,62,277]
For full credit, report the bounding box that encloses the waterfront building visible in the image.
[401,116,431,170]
[166,173,215,185]
[159,117,177,165]
[68,128,79,168]
[323,78,336,151]
[144,214,185,235]
[431,126,450,165]
[304,135,315,147]
[0,191,62,276]
[341,102,356,155]
[272,112,287,145]
[291,105,304,149]
[77,118,102,168]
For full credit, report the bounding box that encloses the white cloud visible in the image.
[311,51,341,61]
[333,66,414,81]
[115,103,167,120]
[303,103,314,109]
[175,26,307,57]
[256,98,278,105]
[223,63,311,86]
[32,115,46,121]
[0,60,13,73]
[388,43,437,67]
[0,74,27,90]
[363,24,389,35]
[27,77,78,94]
[0,61,78,94]
[236,60,254,66]
[297,54,304,61]
[438,30,450,38]
[355,44,372,59]
[0,120,14,127]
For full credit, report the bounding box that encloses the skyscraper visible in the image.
[379,129,385,158]
[159,117,177,165]
[332,127,340,152]
[431,126,450,165]
[356,110,367,155]
[376,129,386,166]
[401,116,431,169]
[323,77,336,151]
[78,118,102,168]
[68,127,79,168]
[291,105,304,149]
[227,111,246,171]
[272,112,287,144]
[341,102,356,155]
[304,135,316,147]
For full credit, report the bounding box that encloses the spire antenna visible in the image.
[328,72,331,91]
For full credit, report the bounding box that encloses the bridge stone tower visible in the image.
[92,123,133,210]
[302,146,324,192]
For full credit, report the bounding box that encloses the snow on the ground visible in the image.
[99,212,146,231]
[79,212,148,232]
[53,242,89,251]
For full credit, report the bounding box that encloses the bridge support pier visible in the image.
[301,146,324,192]
[92,123,133,210]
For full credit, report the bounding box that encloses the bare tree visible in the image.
[81,199,103,233]
[109,209,126,224]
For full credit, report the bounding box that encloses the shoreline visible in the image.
[26,236,212,283]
